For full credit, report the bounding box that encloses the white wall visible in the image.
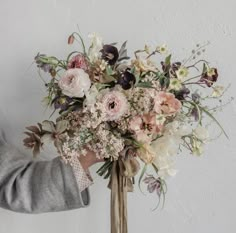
[0,0,236,232]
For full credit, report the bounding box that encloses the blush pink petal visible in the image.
[67,54,89,70]
[154,91,181,115]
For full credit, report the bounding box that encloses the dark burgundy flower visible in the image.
[117,70,135,90]
[174,87,190,100]
[100,44,119,65]
[171,62,182,71]
[200,68,218,87]
[161,61,181,75]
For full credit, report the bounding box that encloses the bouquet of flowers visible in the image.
[23,31,228,233]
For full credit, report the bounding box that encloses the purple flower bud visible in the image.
[192,92,201,103]
[68,34,75,45]
[35,54,53,73]
[191,107,199,121]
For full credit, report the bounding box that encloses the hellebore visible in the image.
[100,44,119,65]
[117,70,136,90]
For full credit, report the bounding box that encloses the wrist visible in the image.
[78,157,90,170]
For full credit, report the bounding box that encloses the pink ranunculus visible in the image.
[67,54,89,70]
[59,68,91,98]
[102,91,128,121]
[154,91,182,115]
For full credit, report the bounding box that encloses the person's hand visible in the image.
[78,149,104,170]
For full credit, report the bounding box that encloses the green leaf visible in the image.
[159,76,170,89]
[155,71,165,80]
[134,74,140,86]
[96,83,111,90]
[165,54,172,65]
[119,41,127,55]
[106,65,114,76]
[104,165,112,179]
[202,63,208,74]
[152,163,159,174]
[136,81,153,88]
[130,66,136,74]
[96,160,113,178]
[164,77,170,88]
[118,41,129,61]
[159,76,166,87]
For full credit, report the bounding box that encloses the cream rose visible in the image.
[59,68,91,98]
[131,58,157,73]
[137,143,156,164]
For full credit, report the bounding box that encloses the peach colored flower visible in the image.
[129,113,163,143]
[154,91,181,115]
[59,68,91,98]
[129,115,143,132]
[137,143,156,164]
[131,58,157,73]
[129,116,151,143]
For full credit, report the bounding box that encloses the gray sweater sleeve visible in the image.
[0,136,90,214]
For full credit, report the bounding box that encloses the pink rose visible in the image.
[154,91,181,115]
[59,68,91,98]
[67,54,89,70]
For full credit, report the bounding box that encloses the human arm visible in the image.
[0,131,100,214]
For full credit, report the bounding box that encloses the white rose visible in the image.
[137,143,156,164]
[154,154,177,178]
[152,135,180,157]
[59,68,91,98]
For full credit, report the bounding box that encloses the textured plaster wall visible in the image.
[0,0,235,233]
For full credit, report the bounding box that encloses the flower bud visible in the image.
[68,34,75,45]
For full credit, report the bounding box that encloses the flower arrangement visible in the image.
[23,31,228,233]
